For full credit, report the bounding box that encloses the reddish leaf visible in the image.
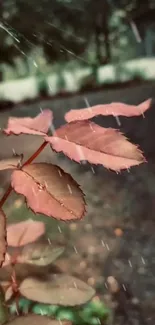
[0,210,7,267]
[0,155,23,171]
[45,121,145,171]
[19,274,95,306]
[6,220,45,247]
[7,315,72,325]
[4,110,53,136]
[11,163,86,221]
[65,99,151,122]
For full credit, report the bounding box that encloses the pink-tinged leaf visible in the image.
[11,163,86,221]
[65,98,151,122]
[0,154,23,171]
[19,274,95,306]
[45,121,145,171]
[0,210,7,267]
[7,315,72,325]
[3,110,53,136]
[6,220,45,247]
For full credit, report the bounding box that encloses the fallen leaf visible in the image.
[6,314,71,325]
[45,121,145,171]
[0,155,23,171]
[0,210,7,267]
[4,110,53,136]
[7,220,45,247]
[65,99,151,122]
[19,274,95,306]
[0,262,61,282]
[11,163,86,220]
[17,242,65,266]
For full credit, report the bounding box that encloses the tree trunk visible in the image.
[104,24,111,63]
[94,24,102,65]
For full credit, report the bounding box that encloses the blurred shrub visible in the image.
[37,73,49,97]
[128,68,146,82]
[79,73,97,92]
[10,298,110,325]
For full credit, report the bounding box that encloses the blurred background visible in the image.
[1,1,155,324]
[1,0,155,102]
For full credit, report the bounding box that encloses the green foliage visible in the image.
[127,68,147,81]
[37,74,49,97]
[9,299,110,325]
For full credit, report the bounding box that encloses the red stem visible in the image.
[0,140,48,208]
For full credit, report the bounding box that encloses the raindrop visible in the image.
[58,226,62,233]
[15,305,19,316]
[58,169,62,177]
[33,61,38,67]
[89,123,95,132]
[84,97,92,112]
[122,283,126,291]
[12,148,16,155]
[48,238,52,245]
[40,309,44,316]
[50,122,57,135]
[104,281,108,289]
[141,256,146,265]
[73,245,78,254]
[130,20,141,43]
[38,184,45,191]
[128,259,132,267]
[58,320,63,325]
[67,183,72,194]
[84,97,90,107]
[115,116,121,126]
[73,281,77,288]
[101,240,105,247]
[0,23,20,43]
[91,166,95,174]
[32,186,37,196]
[76,145,86,162]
